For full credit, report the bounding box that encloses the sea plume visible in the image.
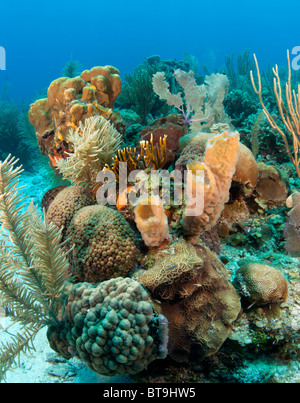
[0,155,71,380]
[56,115,122,189]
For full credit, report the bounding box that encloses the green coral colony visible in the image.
[0,50,300,383]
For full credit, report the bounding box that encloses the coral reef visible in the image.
[47,277,168,376]
[138,240,241,362]
[233,263,288,307]
[66,205,142,283]
[1,51,300,383]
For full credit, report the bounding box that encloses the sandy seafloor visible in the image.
[0,160,299,383]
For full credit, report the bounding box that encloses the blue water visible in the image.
[0,0,299,103]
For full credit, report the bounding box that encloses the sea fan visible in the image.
[56,115,122,189]
[152,69,230,131]
[0,154,71,381]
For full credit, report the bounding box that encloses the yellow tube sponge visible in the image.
[182,130,240,236]
[134,195,170,247]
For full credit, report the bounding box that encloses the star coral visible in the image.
[66,205,142,283]
[46,185,95,243]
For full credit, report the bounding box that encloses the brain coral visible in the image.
[47,277,168,376]
[234,263,289,307]
[67,205,142,282]
[139,240,241,362]
[46,185,95,242]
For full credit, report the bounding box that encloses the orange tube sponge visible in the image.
[182,130,240,236]
[134,195,170,248]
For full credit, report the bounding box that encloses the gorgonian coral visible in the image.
[56,115,122,190]
[152,69,230,131]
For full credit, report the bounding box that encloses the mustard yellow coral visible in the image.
[28,65,125,165]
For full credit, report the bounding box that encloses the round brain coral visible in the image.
[47,277,168,376]
[234,263,289,307]
[67,205,142,282]
[46,185,95,242]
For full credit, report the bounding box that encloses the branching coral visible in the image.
[0,155,71,380]
[56,115,122,189]
[250,50,300,177]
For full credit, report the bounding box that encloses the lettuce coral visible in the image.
[139,240,241,362]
